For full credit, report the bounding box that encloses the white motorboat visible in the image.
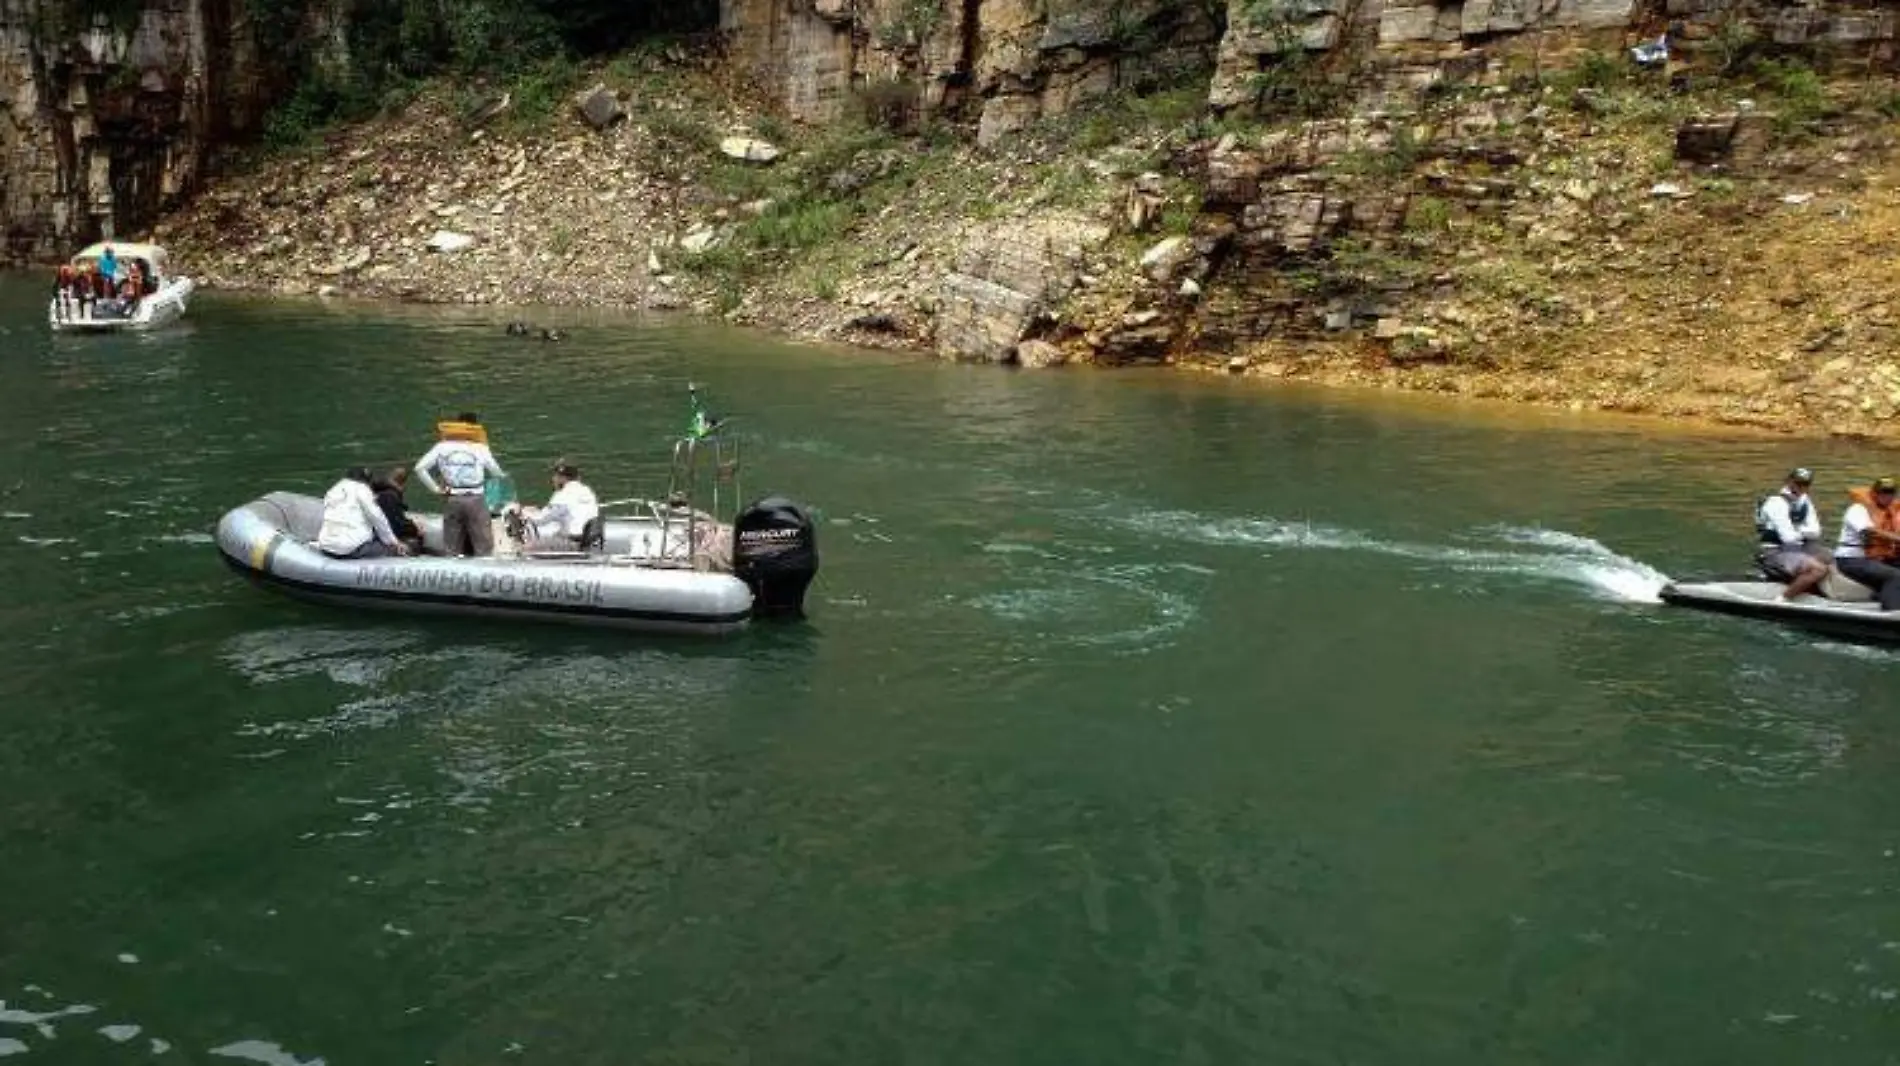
[48,242,195,333]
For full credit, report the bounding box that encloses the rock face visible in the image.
[721,0,1900,140]
[0,0,274,263]
[718,0,1222,138]
[936,216,1107,362]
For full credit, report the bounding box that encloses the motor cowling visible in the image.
[733,496,818,618]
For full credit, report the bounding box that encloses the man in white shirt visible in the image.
[414,412,508,557]
[1755,466,1828,600]
[522,460,600,547]
[1834,476,1900,610]
[317,467,410,559]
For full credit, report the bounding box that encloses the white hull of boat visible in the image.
[218,492,758,636]
[1660,579,1900,644]
[48,278,195,333]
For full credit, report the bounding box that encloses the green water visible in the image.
[2,277,1898,1065]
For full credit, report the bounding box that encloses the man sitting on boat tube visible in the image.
[317,467,413,559]
[516,459,599,548]
[414,412,509,557]
[1755,467,1829,601]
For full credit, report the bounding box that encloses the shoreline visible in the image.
[87,61,1900,449]
[136,278,1867,446]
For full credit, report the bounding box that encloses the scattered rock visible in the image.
[1015,339,1067,369]
[1226,356,1250,374]
[317,247,371,275]
[574,84,623,129]
[680,229,721,254]
[464,91,512,128]
[1375,317,1404,340]
[425,231,475,253]
[848,313,902,333]
[1179,278,1203,299]
[1676,116,1738,164]
[720,137,781,164]
[1139,236,1193,282]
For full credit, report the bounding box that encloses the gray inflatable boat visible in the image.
[1660,568,1900,645]
[216,486,819,637]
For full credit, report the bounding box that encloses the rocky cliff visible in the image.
[0,0,272,262]
[724,0,1898,138]
[719,0,1224,142]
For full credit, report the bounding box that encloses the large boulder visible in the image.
[720,137,782,164]
[574,84,623,129]
[936,216,1109,363]
[425,231,475,254]
[1675,115,1738,164]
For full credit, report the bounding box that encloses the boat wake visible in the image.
[1108,509,1670,604]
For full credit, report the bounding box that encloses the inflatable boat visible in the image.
[217,428,818,636]
[1660,569,1900,645]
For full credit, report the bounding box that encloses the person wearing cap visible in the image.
[1833,476,1900,609]
[521,459,599,547]
[413,411,508,557]
[317,467,411,560]
[372,466,425,555]
[1755,467,1828,600]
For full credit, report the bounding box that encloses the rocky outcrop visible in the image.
[936,215,1108,362]
[0,0,279,262]
[719,0,1900,140]
[719,0,1222,141]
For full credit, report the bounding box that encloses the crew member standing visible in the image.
[413,411,508,557]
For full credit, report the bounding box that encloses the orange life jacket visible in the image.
[436,420,488,444]
[1848,487,1900,560]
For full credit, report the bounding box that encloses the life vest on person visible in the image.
[1846,487,1900,560]
[436,420,488,444]
[1755,489,1812,546]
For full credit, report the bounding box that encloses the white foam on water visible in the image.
[150,532,214,545]
[1805,640,1900,663]
[0,1038,26,1057]
[116,954,138,965]
[1109,508,1670,605]
[209,1040,326,1066]
[15,536,69,547]
[100,1024,141,1043]
[0,1001,97,1039]
[151,1038,171,1054]
[1,513,29,521]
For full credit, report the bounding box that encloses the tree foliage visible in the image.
[242,0,719,144]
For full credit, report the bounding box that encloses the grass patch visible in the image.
[499,56,583,135]
[1405,195,1452,233]
[1752,58,1830,136]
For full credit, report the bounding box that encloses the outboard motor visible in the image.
[732,496,818,618]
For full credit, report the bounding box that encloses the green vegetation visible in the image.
[1752,58,1830,135]
[1404,195,1452,233]
[246,0,717,151]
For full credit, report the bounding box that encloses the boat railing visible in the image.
[656,433,740,570]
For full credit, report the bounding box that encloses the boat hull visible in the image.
[217,493,756,636]
[49,278,195,333]
[1660,579,1900,645]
